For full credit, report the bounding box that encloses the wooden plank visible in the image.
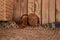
[24,0,28,14]
[6,11,13,20]
[14,0,28,19]
[0,0,4,20]
[42,0,49,24]
[14,0,21,19]
[20,0,25,16]
[28,0,34,15]
[0,0,14,21]
[56,0,60,22]
[5,0,14,21]
[34,0,42,25]
[49,0,55,23]
[20,0,28,16]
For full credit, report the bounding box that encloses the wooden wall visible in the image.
[56,0,60,22]
[14,0,60,25]
[0,0,14,21]
[14,0,28,19]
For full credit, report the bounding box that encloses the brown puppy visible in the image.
[28,13,39,27]
[15,13,39,28]
[15,14,28,29]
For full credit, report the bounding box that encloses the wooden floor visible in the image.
[0,26,60,40]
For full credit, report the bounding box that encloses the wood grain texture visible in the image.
[24,0,28,15]
[5,0,14,21]
[28,0,34,15]
[20,0,28,16]
[0,0,14,21]
[20,0,25,16]
[0,0,4,20]
[14,0,28,19]
[42,0,49,24]
[49,0,55,23]
[14,0,21,19]
[35,0,42,25]
[56,0,60,22]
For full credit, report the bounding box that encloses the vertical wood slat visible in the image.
[34,0,42,25]
[42,0,49,24]
[14,0,21,19]
[56,0,60,22]
[28,0,34,15]
[49,0,55,23]
[20,0,25,16]
[0,0,4,20]
[14,0,28,19]
[20,0,28,15]
[24,0,28,15]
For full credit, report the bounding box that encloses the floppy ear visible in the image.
[21,14,28,19]
[14,14,28,24]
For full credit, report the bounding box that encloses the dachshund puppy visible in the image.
[15,14,28,29]
[28,13,39,27]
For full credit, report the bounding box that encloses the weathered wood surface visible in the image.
[14,0,28,19]
[49,0,55,23]
[20,0,25,16]
[35,0,42,25]
[5,0,14,20]
[24,0,28,15]
[0,0,14,21]
[14,0,60,25]
[14,0,21,19]
[42,0,49,24]
[0,0,4,20]
[28,0,34,15]
[56,0,60,22]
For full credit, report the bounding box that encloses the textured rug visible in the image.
[0,26,60,40]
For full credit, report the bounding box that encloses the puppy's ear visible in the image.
[21,14,28,19]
